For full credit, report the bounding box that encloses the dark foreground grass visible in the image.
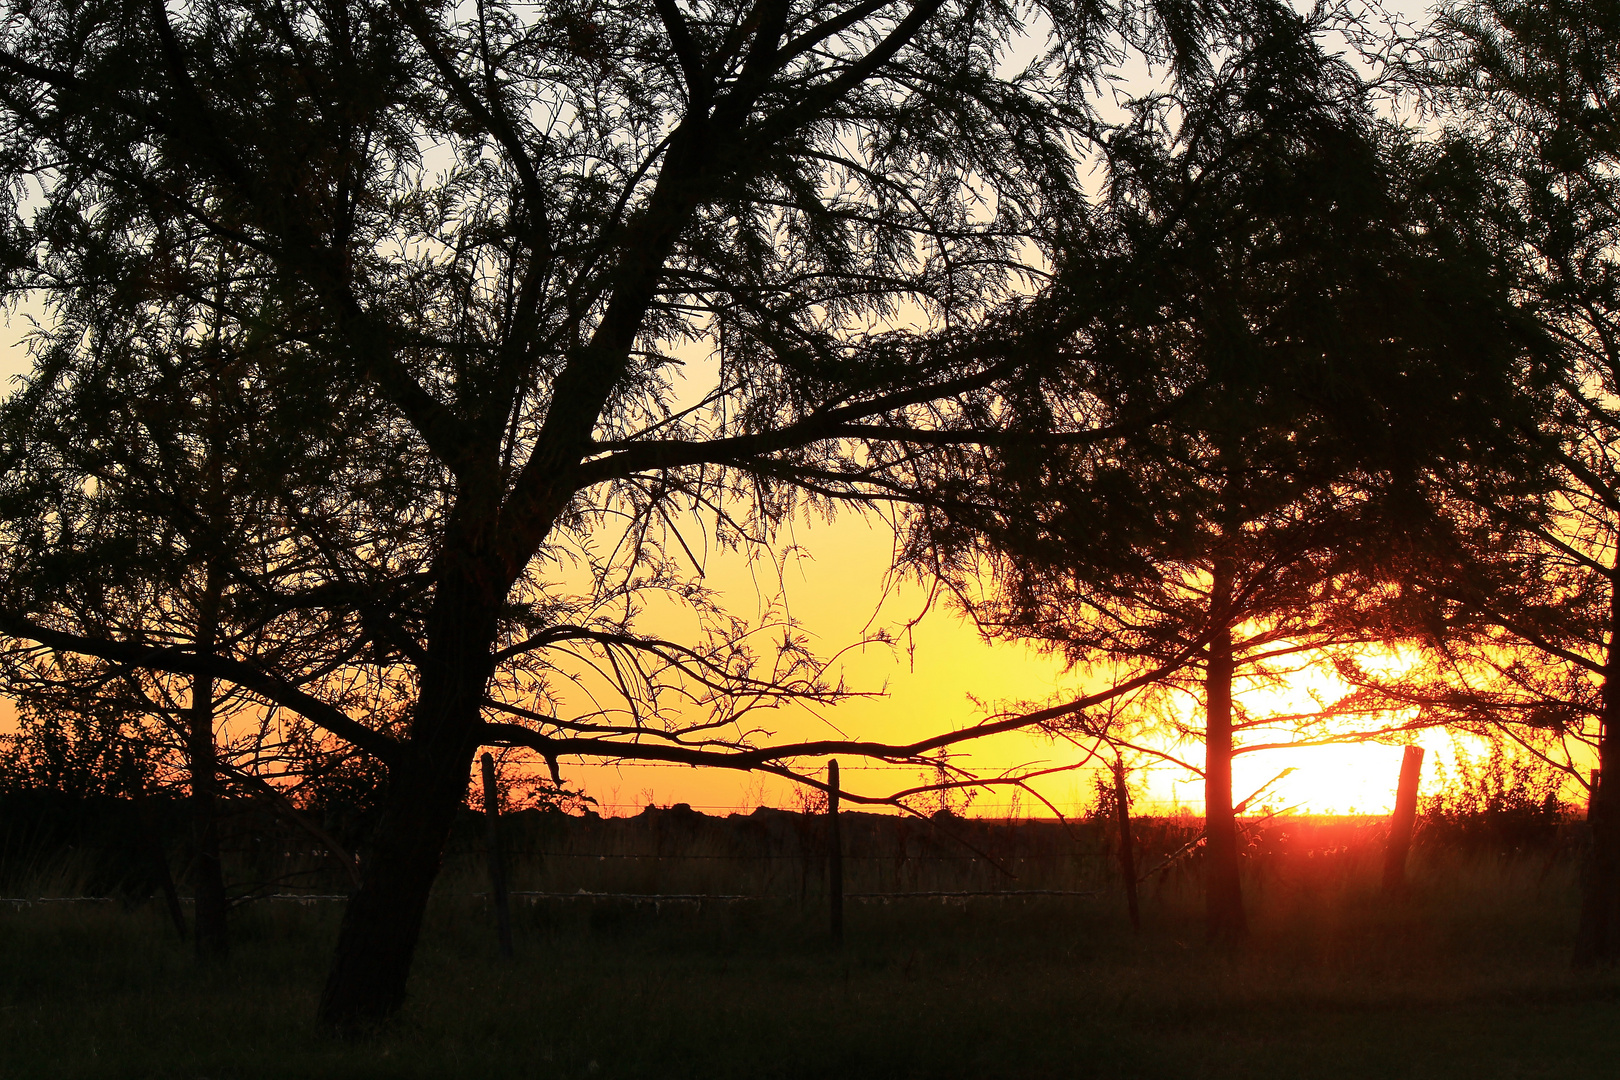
[1,853,1616,1080]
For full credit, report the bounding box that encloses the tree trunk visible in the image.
[1203,566,1245,941]
[1575,563,1620,966]
[311,101,732,1027]
[317,560,502,1030]
[315,741,475,1028]
[190,573,228,961]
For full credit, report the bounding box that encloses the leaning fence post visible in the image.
[480,752,514,958]
[828,759,843,946]
[1382,745,1425,895]
[1112,759,1140,932]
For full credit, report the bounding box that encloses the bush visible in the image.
[1418,745,1571,853]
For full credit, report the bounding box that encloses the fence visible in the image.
[0,789,1204,912]
[0,753,1576,922]
[435,799,1144,904]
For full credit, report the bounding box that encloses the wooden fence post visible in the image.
[1591,769,1603,820]
[1112,760,1140,932]
[1382,745,1425,895]
[480,752,514,958]
[828,759,843,946]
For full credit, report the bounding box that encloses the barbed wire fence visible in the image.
[0,757,1341,918]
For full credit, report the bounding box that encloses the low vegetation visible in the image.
[0,806,1610,1079]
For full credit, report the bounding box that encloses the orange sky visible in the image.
[0,39,1516,826]
[0,295,1495,820]
[530,507,1476,819]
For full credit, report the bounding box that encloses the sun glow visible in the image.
[0,283,1530,824]
[531,511,1500,821]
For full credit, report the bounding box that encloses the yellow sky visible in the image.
[0,23,1508,824]
[536,506,1478,819]
[0,295,1496,820]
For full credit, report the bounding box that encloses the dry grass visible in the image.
[0,816,1612,1079]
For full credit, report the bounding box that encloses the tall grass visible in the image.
[0,813,1612,1079]
[435,806,1132,901]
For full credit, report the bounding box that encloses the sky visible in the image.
[509,0,1486,820]
[0,0,1520,821]
[541,506,1482,819]
[0,284,1472,820]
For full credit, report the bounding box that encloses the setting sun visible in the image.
[535,516,1495,822]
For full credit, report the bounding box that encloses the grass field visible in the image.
[2,823,1616,1080]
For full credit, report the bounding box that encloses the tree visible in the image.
[0,670,156,801]
[1350,0,1620,966]
[906,9,1545,938]
[0,250,401,955]
[0,0,1273,1025]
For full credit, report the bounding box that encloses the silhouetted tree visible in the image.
[0,249,407,956]
[908,10,1545,939]
[1347,0,1620,967]
[0,676,155,800]
[0,0,1281,1024]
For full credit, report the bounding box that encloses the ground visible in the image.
[1,849,1614,1078]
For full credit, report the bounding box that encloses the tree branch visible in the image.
[0,613,401,766]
